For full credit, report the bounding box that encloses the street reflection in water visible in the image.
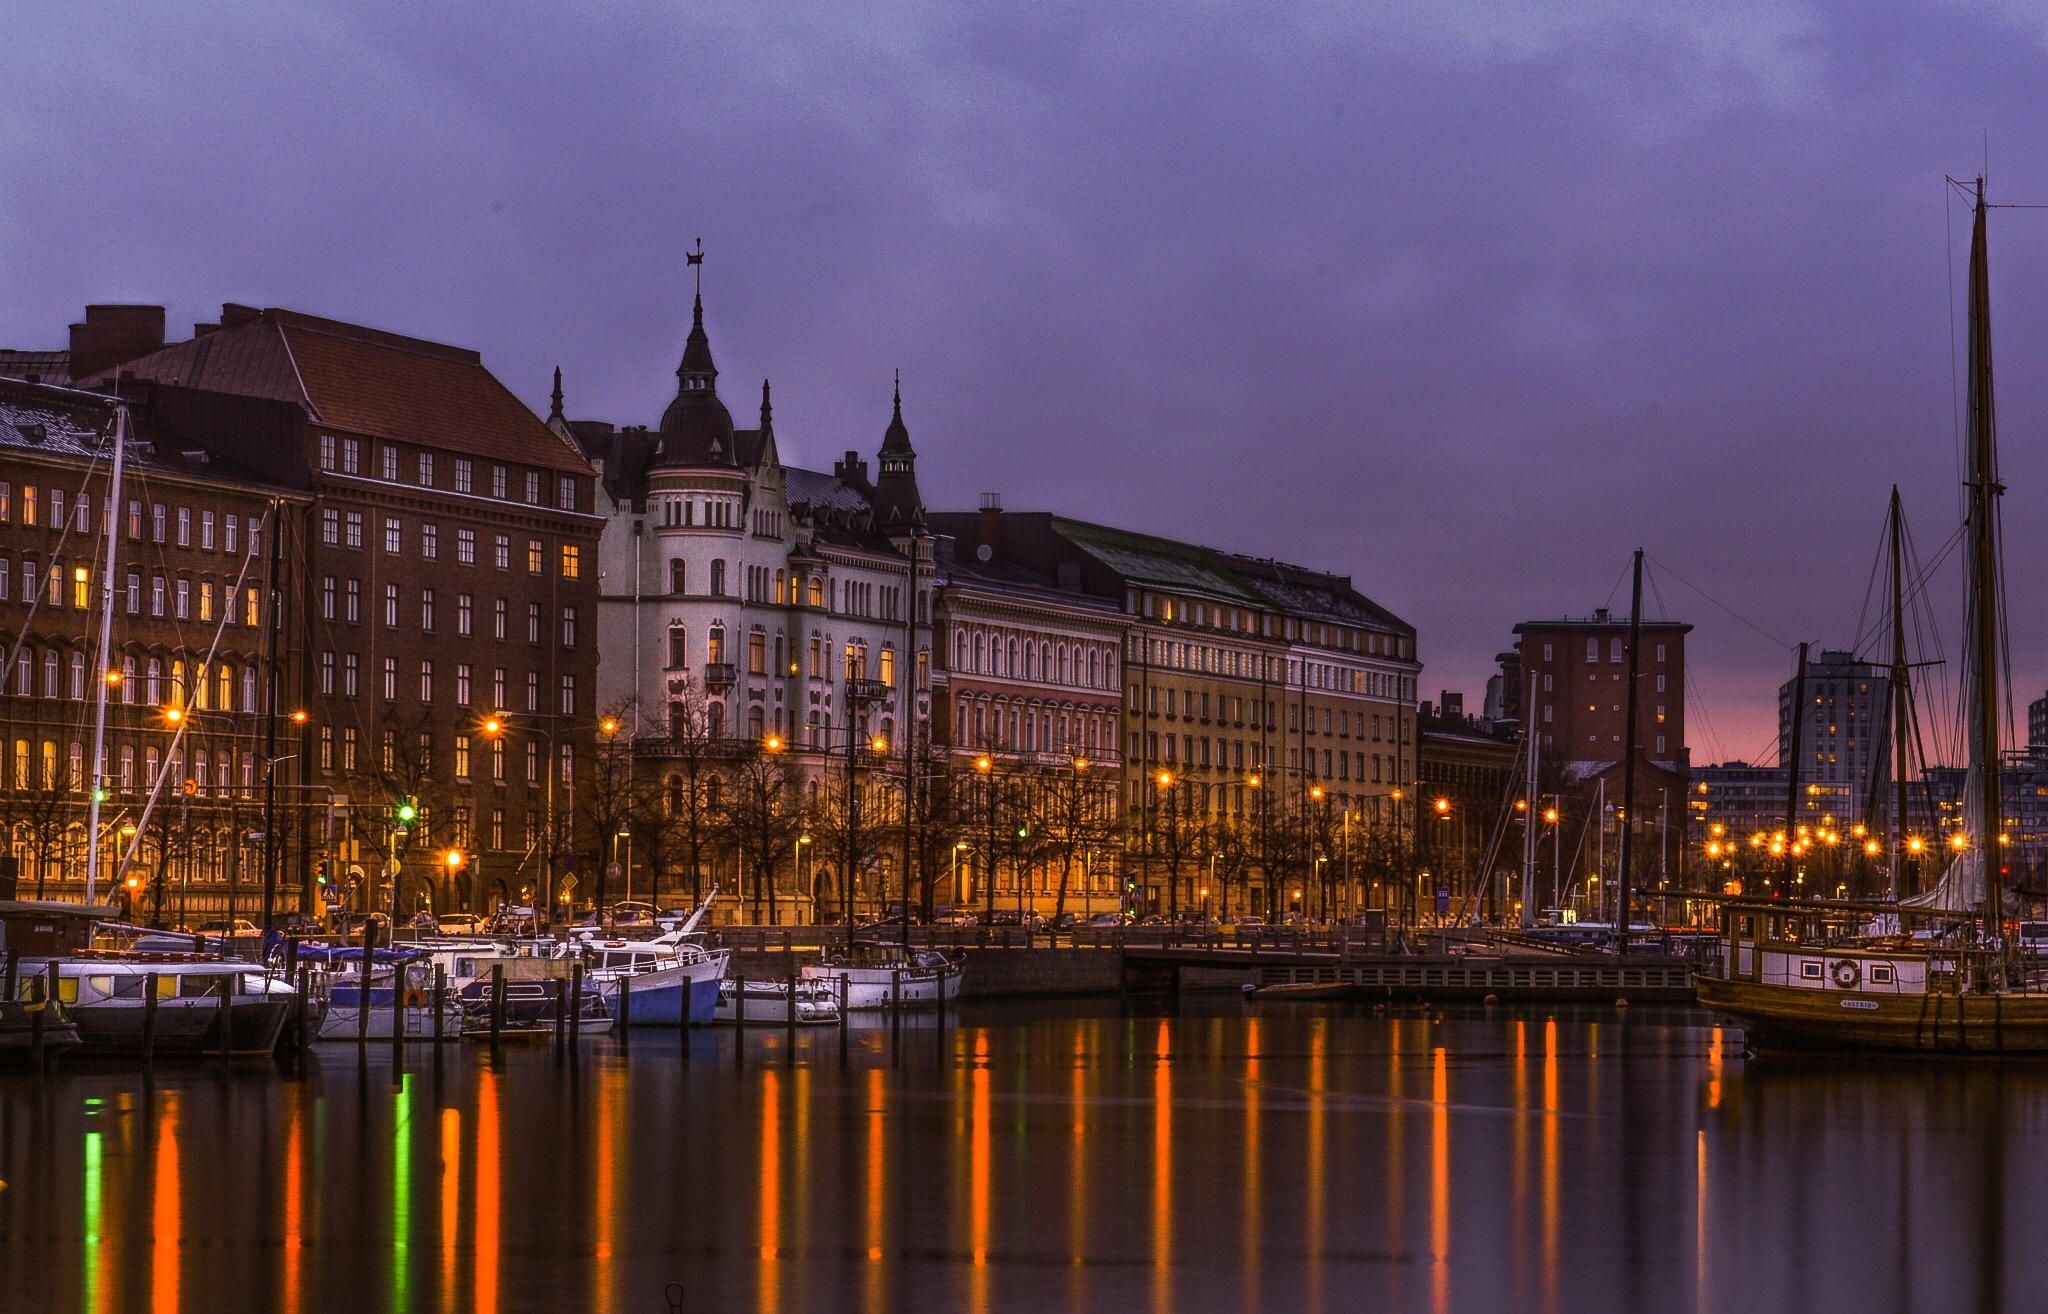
[4,1000,2046,1313]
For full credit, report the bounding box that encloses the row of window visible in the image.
[310,653,577,715]
[0,557,265,628]
[4,738,260,796]
[1134,730,1397,785]
[954,694,1113,757]
[0,485,266,558]
[314,725,576,791]
[668,557,917,622]
[316,579,573,645]
[2,646,257,711]
[950,626,1116,691]
[1139,589,1410,661]
[1131,634,1413,702]
[317,434,583,513]
[320,511,582,578]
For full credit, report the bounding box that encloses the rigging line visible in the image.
[1845,521,1965,662]
[0,440,109,682]
[1641,553,1795,652]
[1599,555,1629,616]
[116,501,272,876]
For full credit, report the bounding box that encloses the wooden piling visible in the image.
[3,947,17,1004]
[785,954,798,1037]
[295,964,311,1061]
[568,962,583,1051]
[837,973,849,1069]
[890,968,902,1066]
[356,922,375,1046]
[219,981,233,1065]
[432,964,446,1046]
[141,970,159,1069]
[489,963,505,1061]
[615,971,631,1053]
[391,960,407,1068]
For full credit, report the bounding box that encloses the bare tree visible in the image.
[581,702,637,913]
[644,679,731,907]
[722,747,801,924]
[1027,759,1111,921]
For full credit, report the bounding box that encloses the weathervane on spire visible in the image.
[686,237,704,296]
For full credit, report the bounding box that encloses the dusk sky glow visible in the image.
[9,1,2048,761]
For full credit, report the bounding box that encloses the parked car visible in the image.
[1047,912,1079,932]
[435,913,487,935]
[1086,912,1125,928]
[932,907,979,927]
[608,901,657,927]
[344,913,393,944]
[981,909,1042,929]
[194,918,260,938]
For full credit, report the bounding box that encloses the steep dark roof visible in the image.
[654,292,736,467]
[0,376,305,495]
[92,306,592,474]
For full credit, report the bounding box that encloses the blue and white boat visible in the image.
[566,890,728,1026]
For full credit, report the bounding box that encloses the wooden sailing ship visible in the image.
[1695,177,2048,1053]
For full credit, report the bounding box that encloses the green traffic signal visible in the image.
[395,799,418,824]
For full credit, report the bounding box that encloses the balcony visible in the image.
[702,663,737,690]
[845,678,889,703]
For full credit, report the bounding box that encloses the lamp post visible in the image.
[951,839,969,905]
[976,754,998,921]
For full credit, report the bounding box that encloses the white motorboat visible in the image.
[802,940,963,1010]
[712,977,841,1025]
[568,889,729,1026]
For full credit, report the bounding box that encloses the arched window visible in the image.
[43,650,59,698]
[747,706,764,740]
[122,655,137,702]
[667,774,683,816]
[670,559,686,595]
[668,627,687,669]
[1006,638,1018,677]
[1088,651,1099,688]
[709,560,726,596]
[953,631,967,672]
[973,633,986,673]
[808,577,824,608]
[68,652,85,700]
[707,702,725,739]
[217,664,234,711]
[707,623,726,665]
[145,658,162,706]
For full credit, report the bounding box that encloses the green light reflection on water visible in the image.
[393,1074,412,1308]
[83,1130,102,1312]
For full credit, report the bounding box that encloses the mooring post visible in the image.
[568,962,584,1054]
[616,970,631,1053]
[489,963,506,1061]
[141,970,158,1069]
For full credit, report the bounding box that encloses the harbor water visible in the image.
[2,999,2042,1313]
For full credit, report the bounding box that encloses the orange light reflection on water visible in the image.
[970,1029,992,1314]
[476,1068,500,1314]
[1430,1046,1450,1314]
[865,1068,886,1314]
[1153,1018,1172,1314]
[439,1107,461,1314]
[152,1092,180,1314]
[284,1088,304,1314]
[1307,1018,1326,1313]
[759,1069,780,1314]
[1243,1017,1261,1310]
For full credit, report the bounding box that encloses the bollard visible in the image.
[553,959,568,1060]
[489,964,506,1061]
[890,968,902,1067]
[568,963,584,1052]
[141,970,158,1068]
[30,970,47,1067]
[391,961,407,1069]
[356,923,375,1047]
[433,964,446,1047]
[734,975,747,1070]
[295,964,311,1062]
[616,971,631,1053]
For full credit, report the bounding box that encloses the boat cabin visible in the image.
[1718,901,1940,995]
[0,901,115,956]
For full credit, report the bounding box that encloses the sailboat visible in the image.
[1695,177,2048,1053]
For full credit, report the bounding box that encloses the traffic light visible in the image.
[394,797,418,828]
[316,857,331,886]
[90,783,108,803]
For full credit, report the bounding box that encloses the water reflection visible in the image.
[9,1005,2048,1313]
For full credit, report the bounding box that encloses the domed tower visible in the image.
[656,285,737,467]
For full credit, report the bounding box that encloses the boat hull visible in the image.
[711,979,840,1025]
[615,969,722,1027]
[316,985,463,1042]
[801,963,963,1010]
[1696,973,2048,1054]
[69,999,287,1057]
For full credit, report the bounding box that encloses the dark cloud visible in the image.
[5,1,2047,762]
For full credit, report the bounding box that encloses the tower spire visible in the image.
[548,365,564,423]
[760,377,773,429]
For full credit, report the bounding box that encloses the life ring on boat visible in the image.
[402,987,429,1010]
[1829,959,1861,989]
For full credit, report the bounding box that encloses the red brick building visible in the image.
[1510,608,1690,772]
[71,305,603,918]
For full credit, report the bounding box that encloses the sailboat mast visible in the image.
[83,402,128,906]
[1616,548,1642,950]
[1521,671,1537,929]
[1782,641,1810,896]
[1888,487,1910,900]
[1965,176,2005,942]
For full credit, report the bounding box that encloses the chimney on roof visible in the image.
[1593,607,1610,623]
[68,304,164,380]
[220,304,262,329]
[978,491,1002,560]
[834,450,871,492]
[193,322,219,338]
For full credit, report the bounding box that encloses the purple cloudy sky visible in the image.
[6,2,2048,763]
